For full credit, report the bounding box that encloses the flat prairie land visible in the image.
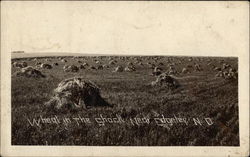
[11,55,239,146]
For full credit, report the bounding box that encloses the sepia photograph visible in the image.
[11,53,239,146]
[1,1,249,157]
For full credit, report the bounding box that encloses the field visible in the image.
[11,55,239,146]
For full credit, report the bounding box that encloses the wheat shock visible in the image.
[154,114,189,126]
[95,114,125,126]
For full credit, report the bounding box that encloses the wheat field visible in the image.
[11,55,239,146]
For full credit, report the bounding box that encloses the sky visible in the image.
[1,1,249,56]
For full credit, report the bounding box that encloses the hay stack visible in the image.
[53,63,59,66]
[13,62,27,68]
[21,62,28,68]
[127,62,133,66]
[152,66,162,76]
[151,73,180,88]
[13,66,45,78]
[222,63,231,70]
[113,66,123,72]
[103,64,109,68]
[168,66,178,75]
[89,66,96,70]
[158,62,164,66]
[45,77,110,109]
[97,65,104,70]
[215,71,223,78]
[181,68,189,74]
[124,66,136,72]
[194,63,202,71]
[61,59,67,63]
[36,62,42,66]
[64,65,79,72]
[13,62,21,68]
[216,68,238,80]
[186,64,193,69]
[79,65,85,69]
[82,62,89,66]
[41,63,52,69]
[109,60,116,65]
[214,67,222,71]
[149,63,156,69]
[138,62,143,66]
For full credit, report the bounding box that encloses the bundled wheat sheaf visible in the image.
[151,73,180,88]
[13,66,45,78]
[45,77,110,109]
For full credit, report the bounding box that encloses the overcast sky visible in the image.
[2,1,249,56]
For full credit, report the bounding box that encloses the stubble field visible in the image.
[11,55,239,146]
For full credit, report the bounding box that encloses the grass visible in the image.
[11,56,239,146]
